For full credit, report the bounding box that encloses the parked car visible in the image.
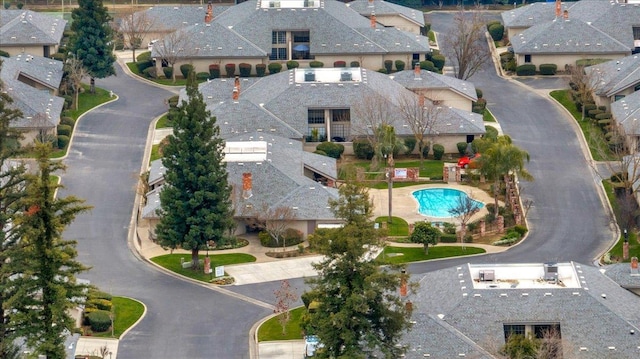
[457,153,481,169]
[304,335,323,358]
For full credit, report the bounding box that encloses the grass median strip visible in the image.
[151,253,256,282]
[92,296,145,338]
[258,306,306,342]
[377,245,485,264]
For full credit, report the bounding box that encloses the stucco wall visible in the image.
[375,14,422,34]
[413,88,473,112]
[515,52,629,69]
[1,45,46,57]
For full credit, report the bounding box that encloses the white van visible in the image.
[304,335,323,358]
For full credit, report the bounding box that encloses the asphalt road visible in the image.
[57,11,617,358]
[59,64,271,358]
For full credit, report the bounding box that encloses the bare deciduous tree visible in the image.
[398,93,444,166]
[63,55,87,111]
[448,191,482,246]
[118,8,155,61]
[260,205,297,251]
[572,64,602,121]
[153,29,196,83]
[441,11,490,80]
[273,280,297,335]
[351,92,399,169]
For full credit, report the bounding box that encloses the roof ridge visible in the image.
[426,314,497,358]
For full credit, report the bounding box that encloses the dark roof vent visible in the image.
[479,270,494,282]
[305,71,315,82]
[340,71,352,81]
[544,263,558,282]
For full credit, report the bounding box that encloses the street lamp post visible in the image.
[386,153,394,224]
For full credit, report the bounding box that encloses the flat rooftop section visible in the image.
[259,0,321,9]
[295,67,363,83]
[469,263,581,289]
[223,141,268,162]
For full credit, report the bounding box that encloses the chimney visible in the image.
[233,76,240,100]
[555,0,561,18]
[632,257,639,275]
[370,13,377,28]
[242,173,252,199]
[400,269,407,297]
[563,10,569,20]
[204,1,213,23]
[414,64,421,78]
[419,95,425,107]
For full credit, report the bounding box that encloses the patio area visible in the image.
[369,183,498,226]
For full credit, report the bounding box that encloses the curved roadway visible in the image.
[58,12,616,358]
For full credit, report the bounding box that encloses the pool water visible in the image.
[412,188,484,218]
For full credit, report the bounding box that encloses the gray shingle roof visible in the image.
[611,90,640,135]
[503,0,640,55]
[391,69,478,102]
[404,263,640,358]
[346,0,425,27]
[0,10,66,47]
[604,263,640,289]
[511,17,629,54]
[190,68,484,139]
[585,54,640,97]
[144,133,339,221]
[0,54,64,129]
[151,0,430,59]
[132,4,230,32]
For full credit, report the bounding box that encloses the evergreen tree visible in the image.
[156,72,234,269]
[0,60,28,359]
[69,0,116,93]
[5,144,91,359]
[303,182,413,359]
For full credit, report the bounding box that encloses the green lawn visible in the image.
[343,159,443,180]
[377,245,485,264]
[483,108,496,122]
[151,253,256,282]
[258,306,306,342]
[66,85,113,120]
[155,113,172,129]
[375,216,409,236]
[150,144,161,163]
[93,296,144,338]
[549,90,613,161]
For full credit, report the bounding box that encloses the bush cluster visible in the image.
[538,64,557,75]
[57,124,72,137]
[515,64,536,76]
[143,67,157,78]
[180,64,194,79]
[395,60,405,71]
[86,310,112,332]
[224,63,236,77]
[403,137,416,155]
[259,229,304,247]
[268,62,282,74]
[286,60,299,69]
[432,144,445,160]
[488,23,504,41]
[310,61,324,68]
[57,135,70,149]
[209,64,220,79]
[316,142,345,159]
[256,64,267,77]
[353,139,374,160]
[196,72,209,81]
[384,60,393,73]
[163,67,173,79]
[334,60,346,68]
[350,61,360,67]
[239,63,251,77]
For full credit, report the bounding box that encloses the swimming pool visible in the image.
[412,188,484,218]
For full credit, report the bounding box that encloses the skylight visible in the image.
[295,67,362,83]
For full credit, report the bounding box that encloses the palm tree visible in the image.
[476,135,533,216]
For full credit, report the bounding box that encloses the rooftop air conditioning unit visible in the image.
[479,270,494,282]
[305,71,316,82]
[341,72,352,81]
[544,263,558,282]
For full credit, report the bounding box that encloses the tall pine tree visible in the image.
[303,181,413,359]
[0,59,28,359]
[156,72,234,269]
[6,144,91,359]
[69,0,116,93]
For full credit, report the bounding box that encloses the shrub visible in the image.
[377,68,388,74]
[442,222,456,234]
[500,52,514,63]
[286,60,299,69]
[422,142,430,158]
[384,60,393,73]
[440,233,457,243]
[583,103,597,113]
[57,124,72,137]
[239,63,251,77]
[268,62,282,74]
[431,54,445,71]
[595,112,612,120]
[395,60,405,71]
[515,64,536,76]
[310,61,324,68]
[475,88,483,99]
[62,95,72,110]
[404,137,416,155]
[283,228,304,246]
[87,298,112,311]
[353,139,374,160]
[89,290,113,301]
[472,98,487,114]
[87,310,112,332]
[224,63,236,77]
[488,23,504,41]
[3,2,9,9]
[484,126,499,141]
[504,59,517,72]
[513,225,528,237]
[316,142,344,159]
[143,67,157,78]
[419,60,437,72]
[136,60,153,73]
[256,64,266,77]
[432,144,445,160]
[57,135,70,149]
[598,106,607,111]
[167,95,179,108]
[196,72,209,81]
[313,150,327,156]
[457,142,468,155]
[350,61,360,67]
[588,109,604,119]
[0,49,9,58]
[209,64,220,79]
[17,2,23,9]
[333,60,346,68]
[538,64,557,75]
[486,20,501,31]
[163,67,173,79]
[60,116,75,127]
[136,51,151,62]
[179,64,194,78]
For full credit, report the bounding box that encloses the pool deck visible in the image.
[369,183,501,226]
